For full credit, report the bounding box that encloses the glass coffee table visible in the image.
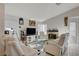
[28,39,47,55]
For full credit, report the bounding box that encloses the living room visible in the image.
[0,3,79,56]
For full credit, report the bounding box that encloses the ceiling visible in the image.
[5,3,79,22]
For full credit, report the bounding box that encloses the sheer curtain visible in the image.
[68,16,79,56]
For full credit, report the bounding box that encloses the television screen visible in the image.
[26,28,36,36]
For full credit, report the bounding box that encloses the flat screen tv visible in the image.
[26,28,36,36]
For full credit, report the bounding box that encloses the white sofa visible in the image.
[3,35,37,56]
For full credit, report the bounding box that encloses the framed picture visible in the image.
[29,20,36,26]
[64,16,68,26]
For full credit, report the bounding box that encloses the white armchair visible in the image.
[44,33,69,56]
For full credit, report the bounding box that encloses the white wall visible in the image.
[5,14,20,40]
[43,7,79,36]
[5,15,19,30]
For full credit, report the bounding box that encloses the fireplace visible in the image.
[47,29,58,39]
